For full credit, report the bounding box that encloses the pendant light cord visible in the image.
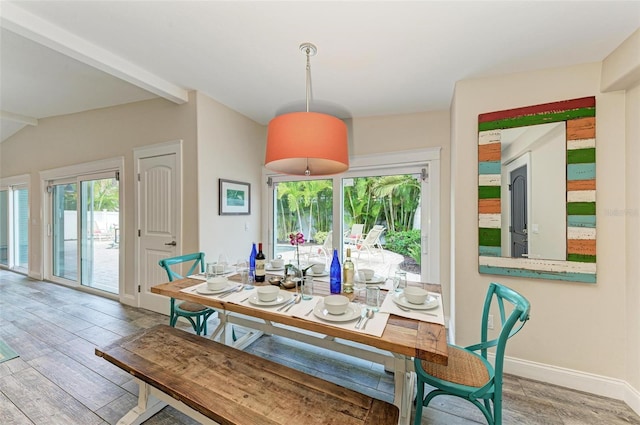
[305,45,311,113]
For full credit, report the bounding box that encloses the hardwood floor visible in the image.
[1,270,638,425]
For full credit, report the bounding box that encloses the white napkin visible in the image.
[379,291,444,325]
[187,273,206,281]
[292,296,389,337]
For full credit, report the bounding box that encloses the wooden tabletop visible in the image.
[151,275,448,365]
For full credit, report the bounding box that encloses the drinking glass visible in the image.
[206,262,218,282]
[393,271,407,292]
[365,286,380,311]
[236,259,250,288]
[217,254,229,274]
[301,275,314,300]
[354,269,367,293]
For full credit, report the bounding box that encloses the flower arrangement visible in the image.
[289,232,305,265]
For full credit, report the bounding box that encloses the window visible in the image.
[265,149,440,284]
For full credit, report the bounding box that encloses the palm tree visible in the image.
[372,175,420,232]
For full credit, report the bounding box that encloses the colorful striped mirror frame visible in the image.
[478,96,596,283]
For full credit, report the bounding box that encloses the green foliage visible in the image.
[407,244,422,265]
[313,231,328,244]
[385,230,421,257]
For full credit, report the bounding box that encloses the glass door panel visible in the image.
[0,190,7,266]
[52,182,78,281]
[13,188,29,271]
[80,177,119,294]
[342,173,422,280]
[272,179,333,267]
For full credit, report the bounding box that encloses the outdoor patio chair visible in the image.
[344,224,365,246]
[158,252,216,336]
[309,231,333,265]
[413,282,530,425]
[354,225,386,261]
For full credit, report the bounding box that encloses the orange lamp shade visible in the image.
[265,112,349,175]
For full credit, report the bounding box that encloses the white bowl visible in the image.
[323,295,349,315]
[270,258,284,269]
[403,286,429,305]
[311,263,325,274]
[358,268,375,280]
[206,276,228,291]
[257,285,280,302]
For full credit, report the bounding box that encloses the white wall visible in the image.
[451,61,636,403]
[195,92,265,264]
[0,95,198,298]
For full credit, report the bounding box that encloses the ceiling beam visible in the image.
[0,2,189,104]
[0,111,38,126]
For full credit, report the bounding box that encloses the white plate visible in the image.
[195,282,235,295]
[248,290,293,306]
[307,270,328,277]
[365,274,386,284]
[392,292,439,310]
[313,302,362,322]
[265,265,285,271]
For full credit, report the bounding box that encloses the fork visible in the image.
[218,285,243,299]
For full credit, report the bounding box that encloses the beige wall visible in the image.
[195,92,265,263]
[351,110,452,299]
[451,62,633,384]
[625,82,640,393]
[0,95,198,298]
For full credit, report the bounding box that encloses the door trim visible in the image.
[133,140,183,308]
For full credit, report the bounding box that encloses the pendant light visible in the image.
[265,43,348,176]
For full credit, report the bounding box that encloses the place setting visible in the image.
[294,294,389,337]
[379,286,444,325]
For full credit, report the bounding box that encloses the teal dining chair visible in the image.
[159,252,215,336]
[414,282,530,425]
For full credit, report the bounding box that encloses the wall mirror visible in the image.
[478,97,596,283]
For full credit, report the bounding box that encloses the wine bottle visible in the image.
[329,249,342,294]
[255,242,266,282]
[342,248,354,293]
[249,243,257,282]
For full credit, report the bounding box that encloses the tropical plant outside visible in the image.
[275,175,421,267]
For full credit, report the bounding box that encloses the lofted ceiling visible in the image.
[1,1,639,142]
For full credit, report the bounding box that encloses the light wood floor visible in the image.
[1,270,638,425]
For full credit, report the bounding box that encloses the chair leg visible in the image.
[414,380,425,425]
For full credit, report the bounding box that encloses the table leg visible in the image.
[392,355,415,425]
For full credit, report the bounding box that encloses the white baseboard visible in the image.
[501,355,640,417]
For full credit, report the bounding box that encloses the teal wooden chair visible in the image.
[414,282,530,425]
[159,252,215,336]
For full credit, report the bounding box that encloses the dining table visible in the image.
[152,273,448,425]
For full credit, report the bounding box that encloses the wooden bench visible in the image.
[95,324,399,425]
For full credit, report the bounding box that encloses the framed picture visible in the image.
[219,179,251,215]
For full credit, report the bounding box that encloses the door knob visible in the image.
[164,241,177,246]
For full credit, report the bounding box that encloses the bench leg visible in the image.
[117,379,166,425]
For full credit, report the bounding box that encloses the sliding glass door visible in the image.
[0,184,29,273]
[267,152,440,284]
[50,172,119,294]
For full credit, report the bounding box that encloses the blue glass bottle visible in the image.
[329,249,342,294]
[249,243,257,283]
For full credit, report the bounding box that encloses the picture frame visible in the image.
[219,179,251,215]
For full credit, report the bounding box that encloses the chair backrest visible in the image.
[347,224,364,240]
[323,231,333,249]
[361,226,384,245]
[158,252,206,282]
[468,282,530,379]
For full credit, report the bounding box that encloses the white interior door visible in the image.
[137,152,180,313]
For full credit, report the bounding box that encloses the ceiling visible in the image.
[1,1,639,142]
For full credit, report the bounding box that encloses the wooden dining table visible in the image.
[152,275,448,425]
